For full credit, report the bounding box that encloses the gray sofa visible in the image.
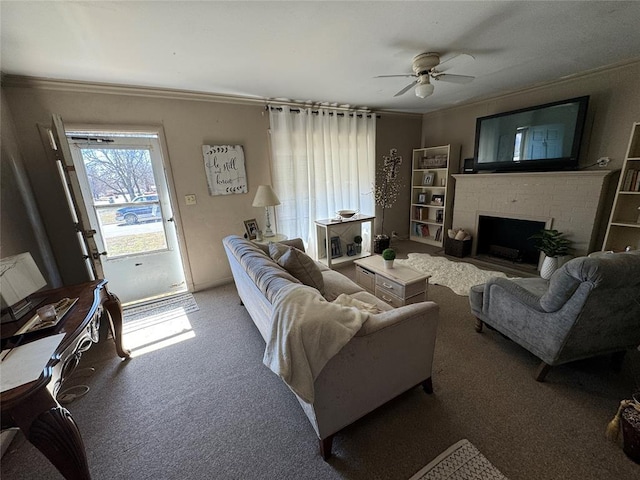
[222,235,439,458]
[469,250,640,381]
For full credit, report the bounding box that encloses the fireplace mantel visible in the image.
[451,170,614,256]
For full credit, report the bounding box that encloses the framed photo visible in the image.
[330,236,343,258]
[436,210,444,223]
[431,194,444,205]
[243,218,259,240]
[418,193,427,204]
[422,172,434,186]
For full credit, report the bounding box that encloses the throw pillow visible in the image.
[269,243,325,294]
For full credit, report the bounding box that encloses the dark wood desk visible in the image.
[0,279,129,480]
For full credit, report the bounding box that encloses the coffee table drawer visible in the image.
[375,286,404,308]
[376,275,404,297]
[355,265,375,294]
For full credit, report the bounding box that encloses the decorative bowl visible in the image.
[337,209,357,218]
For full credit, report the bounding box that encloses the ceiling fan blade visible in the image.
[438,52,475,68]
[394,80,418,97]
[432,73,475,84]
[374,74,416,78]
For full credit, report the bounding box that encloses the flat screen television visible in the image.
[473,96,589,173]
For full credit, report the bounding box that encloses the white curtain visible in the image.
[268,106,376,257]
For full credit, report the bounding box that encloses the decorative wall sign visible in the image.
[202,145,247,196]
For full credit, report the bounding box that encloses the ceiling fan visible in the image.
[376,52,475,98]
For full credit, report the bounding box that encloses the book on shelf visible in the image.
[413,207,426,221]
[623,169,640,192]
[413,222,430,237]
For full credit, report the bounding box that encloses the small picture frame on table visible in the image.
[422,172,434,186]
[418,193,427,204]
[330,236,343,258]
[243,218,259,240]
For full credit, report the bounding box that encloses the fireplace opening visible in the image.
[477,215,546,267]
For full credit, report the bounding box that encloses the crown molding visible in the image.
[1,75,423,119]
[421,57,640,118]
[1,75,269,107]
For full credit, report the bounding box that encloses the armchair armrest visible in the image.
[484,277,546,313]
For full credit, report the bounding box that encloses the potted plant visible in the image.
[382,248,396,268]
[529,229,571,279]
[373,148,403,253]
[353,235,363,254]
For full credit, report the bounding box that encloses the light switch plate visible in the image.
[185,194,197,205]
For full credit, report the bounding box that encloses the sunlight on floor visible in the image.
[123,307,195,357]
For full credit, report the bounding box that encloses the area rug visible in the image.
[396,253,509,296]
[122,292,199,324]
[408,439,508,480]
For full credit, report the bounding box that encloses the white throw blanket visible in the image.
[263,284,369,403]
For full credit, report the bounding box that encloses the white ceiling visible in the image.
[2,1,640,114]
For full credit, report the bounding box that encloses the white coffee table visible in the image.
[354,255,430,307]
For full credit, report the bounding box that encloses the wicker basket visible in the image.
[622,405,640,464]
[445,237,472,258]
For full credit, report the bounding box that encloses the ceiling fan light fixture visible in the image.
[415,82,434,98]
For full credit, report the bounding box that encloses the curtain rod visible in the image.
[265,106,380,119]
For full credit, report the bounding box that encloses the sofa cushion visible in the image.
[321,269,364,302]
[269,243,325,294]
[255,238,306,255]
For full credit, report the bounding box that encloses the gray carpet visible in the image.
[2,253,639,479]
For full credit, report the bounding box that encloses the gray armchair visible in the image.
[469,251,640,381]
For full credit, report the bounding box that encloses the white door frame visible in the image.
[63,122,193,302]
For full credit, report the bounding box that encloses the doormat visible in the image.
[396,253,510,296]
[408,439,508,480]
[122,292,199,324]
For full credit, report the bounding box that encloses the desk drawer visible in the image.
[355,266,375,293]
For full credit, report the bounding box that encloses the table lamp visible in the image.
[252,185,281,237]
[0,252,47,323]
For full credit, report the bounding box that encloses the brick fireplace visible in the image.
[451,171,613,266]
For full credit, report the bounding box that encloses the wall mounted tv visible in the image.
[473,96,589,173]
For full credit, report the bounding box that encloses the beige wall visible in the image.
[375,114,423,239]
[2,80,421,291]
[0,90,59,286]
[420,60,640,247]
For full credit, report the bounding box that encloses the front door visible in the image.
[64,126,186,304]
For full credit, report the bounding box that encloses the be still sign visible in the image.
[203,145,248,196]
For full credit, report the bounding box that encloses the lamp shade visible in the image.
[252,185,281,207]
[415,82,434,99]
[0,252,47,309]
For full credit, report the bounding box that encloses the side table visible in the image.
[315,214,375,269]
[252,233,288,245]
[354,255,430,307]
